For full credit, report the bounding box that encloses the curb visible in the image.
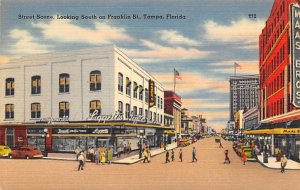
[256,157,300,170]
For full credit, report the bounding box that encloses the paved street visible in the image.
[1,137,299,190]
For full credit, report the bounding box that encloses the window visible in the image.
[160,98,163,109]
[5,78,14,96]
[59,102,69,118]
[154,113,156,122]
[125,104,130,119]
[126,77,131,96]
[31,103,41,118]
[90,100,101,115]
[139,85,143,100]
[118,73,123,92]
[133,106,137,116]
[32,76,41,95]
[133,82,138,98]
[150,111,152,121]
[59,73,70,93]
[5,104,14,119]
[158,96,160,108]
[145,109,148,119]
[90,71,101,91]
[118,101,123,113]
[145,88,149,103]
[139,108,143,116]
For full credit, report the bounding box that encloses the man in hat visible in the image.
[280,154,288,173]
[78,152,84,171]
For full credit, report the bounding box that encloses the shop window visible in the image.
[5,104,14,119]
[125,104,130,119]
[118,101,123,114]
[59,102,69,118]
[90,100,101,115]
[5,78,14,96]
[31,103,41,118]
[90,70,101,91]
[31,76,41,95]
[133,82,138,99]
[138,85,143,100]
[118,73,123,92]
[59,73,70,93]
[126,77,131,96]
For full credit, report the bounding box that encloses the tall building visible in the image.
[229,75,259,121]
[245,0,300,162]
[164,91,182,137]
[0,45,173,152]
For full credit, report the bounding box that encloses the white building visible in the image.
[0,45,172,152]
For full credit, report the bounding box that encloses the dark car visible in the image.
[8,146,43,159]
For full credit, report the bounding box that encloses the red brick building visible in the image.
[164,91,182,136]
[246,0,300,162]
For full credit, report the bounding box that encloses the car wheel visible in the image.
[25,155,30,159]
[9,155,13,159]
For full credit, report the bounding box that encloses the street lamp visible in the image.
[42,128,49,157]
[137,130,145,158]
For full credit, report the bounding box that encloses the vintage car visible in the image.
[8,146,43,159]
[237,146,252,156]
[0,145,12,157]
[178,139,191,147]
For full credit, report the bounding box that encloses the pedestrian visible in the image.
[95,148,100,165]
[219,141,223,148]
[101,151,106,165]
[147,149,151,163]
[280,154,288,173]
[143,149,148,163]
[87,147,91,160]
[224,149,230,164]
[171,149,175,161]
[241,150,247,165]
[117,145,122,158]
[179,149,183,162]
[165,150,170,163]
[78,152,84,171]
[90,147,95,162]
[107,148,113,164]
[75,147,81,161]
[192,147,197,162]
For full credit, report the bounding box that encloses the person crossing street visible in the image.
[165,150,170,163]
[192,147,197,162]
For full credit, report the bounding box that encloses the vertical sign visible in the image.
[148,79,155,108]
[290,4,300,107]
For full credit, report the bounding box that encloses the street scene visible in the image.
[0,137,299,190]
[0,0,300,189]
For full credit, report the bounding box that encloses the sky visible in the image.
[0,0,275,131]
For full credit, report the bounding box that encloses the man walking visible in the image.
[179,149,183,162]
[224,149,230,164]
[280,154,288,173]
[78,152,84,171]
[165,150,170,163]
[171,149,175,161]
[192,147,197,162]
[90,147,95,162]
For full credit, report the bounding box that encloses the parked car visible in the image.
[8,146,43,159]
[0,145,12,157]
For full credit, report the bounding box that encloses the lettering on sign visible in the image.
[291,4,300,107]
[148,79,155,108]
[38,116,69,124]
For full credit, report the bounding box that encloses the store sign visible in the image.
[290,4,300,107]
[38,116,69,124]
[148,79,155,108]
[52,128,110,135]
[87,110,146,124]
[282,128,300,134]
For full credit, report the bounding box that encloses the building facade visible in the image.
[229,75,259,121]
[164,91,182,136]
[246,0,300,162]
[0,45,173,153]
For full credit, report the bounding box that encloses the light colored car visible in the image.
[0,145,12,157]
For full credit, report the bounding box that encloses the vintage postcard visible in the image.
[0,0,299,190]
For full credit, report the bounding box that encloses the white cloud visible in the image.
[125,40,209,60]
[203,18,265,49]
[32,19,134,44]
[9,29,50,54]
[157,30,199,46]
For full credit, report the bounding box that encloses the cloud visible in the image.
[125,40,209,60]
[203,18,264,49]
[182,99,229,109]
[0,55,10,64]
[211,60,259,75]
[32,19,133,44]
[157,30,199,46]
[8,29,50,54]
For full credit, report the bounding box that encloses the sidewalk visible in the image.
[256,155,300,170]
[112,142,178,164]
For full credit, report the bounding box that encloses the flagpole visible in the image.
[174,68,176,93]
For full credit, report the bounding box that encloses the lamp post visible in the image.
[42,128,49,157]
[137,130,145,159]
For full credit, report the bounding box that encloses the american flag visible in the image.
[174,69,182,80]
[234,62,242,69]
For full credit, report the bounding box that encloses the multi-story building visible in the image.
[245,0,300,162]
[0,45,173,153]
[229,75,259,121]
[243,106,259,131]
[164,91,182,138]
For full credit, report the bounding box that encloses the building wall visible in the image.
[259,0,298,120]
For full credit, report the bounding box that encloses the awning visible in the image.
[244,128,300,135]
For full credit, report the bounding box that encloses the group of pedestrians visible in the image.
[117,142,132,158]
[165,147,197,163]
